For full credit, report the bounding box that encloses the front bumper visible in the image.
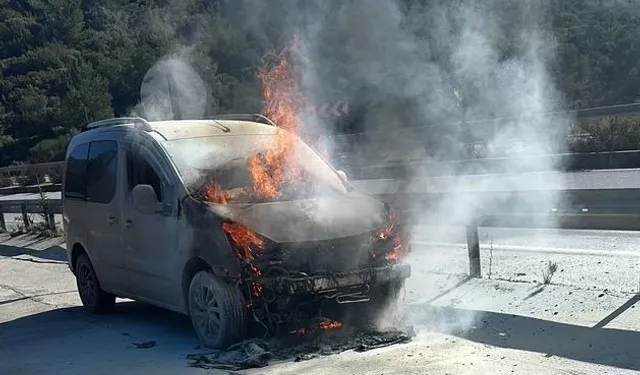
[261,263,411,295]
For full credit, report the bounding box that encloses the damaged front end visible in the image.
[175,128,412,334]
[217,205,412,335]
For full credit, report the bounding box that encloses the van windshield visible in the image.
[161,133,348,203]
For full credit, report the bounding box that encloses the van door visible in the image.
[63,142,89,263]
[84,140,127,293]
[121,142,181,309]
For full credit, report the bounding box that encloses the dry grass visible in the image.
[542,261,558,285]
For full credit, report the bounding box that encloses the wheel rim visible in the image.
[192,284,222,341]
[77,261,96,307]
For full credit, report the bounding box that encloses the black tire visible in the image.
[75,253,116,314]
[188,271,247,349]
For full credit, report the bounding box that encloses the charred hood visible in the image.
[204,191,388,243]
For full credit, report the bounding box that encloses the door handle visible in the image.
[107,215,117,225]
[124,219,134,229]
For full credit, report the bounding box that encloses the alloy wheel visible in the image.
[77,261,97,307]
[191,284,223,341]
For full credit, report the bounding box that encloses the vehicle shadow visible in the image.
[0,243,66,262]
[0,300,194,340]
[410,303,640,372]
[0,233,66,263]
[0,301,203,374]
[6,297,640,373]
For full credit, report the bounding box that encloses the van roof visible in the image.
[148,119,279,140]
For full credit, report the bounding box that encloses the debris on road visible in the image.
[186,326,415,371]
[133,341,156,349]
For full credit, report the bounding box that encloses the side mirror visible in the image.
[337,170,348,183]
[132,184,161,215]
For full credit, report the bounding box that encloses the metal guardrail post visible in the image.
[466,225,481,277]
[0,205,5,232]
[20,203,30,229]
[47,211,55,230]
[42,202,54,230]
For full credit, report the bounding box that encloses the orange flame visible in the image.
[203,36,308,297]
[319,319,343,330]
[205,36,305,203]
[248,35,306,199]
[257,34,303,134]
[222,222,265,296]
[248,132,302,200]
[222,222,265,260]
[288,319,343,335]
[205,182,230,204]
[376,209,407,262]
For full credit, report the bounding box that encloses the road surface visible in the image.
[410,226,640,293]
[2,228,640,374]
[351,168,640,192]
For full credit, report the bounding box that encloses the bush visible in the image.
[569,116,640,153]
[29,134,72,164]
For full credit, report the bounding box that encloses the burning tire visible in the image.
[74,253,116,314]
[188,271,247,349]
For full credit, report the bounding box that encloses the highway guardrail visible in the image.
[3,148,640,193]
[3,170,640,278]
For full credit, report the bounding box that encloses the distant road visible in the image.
[0,192,61,202]
[350,168,640,193]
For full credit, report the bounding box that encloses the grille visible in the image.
[257,230,379,274]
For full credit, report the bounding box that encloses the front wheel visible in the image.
[188,271,247,349]
[75,253,116,314]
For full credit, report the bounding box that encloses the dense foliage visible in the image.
[1,0,639,166]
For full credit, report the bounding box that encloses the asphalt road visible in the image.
[3,227,640,374]
[415,226,640,252]
[411,226,640,293]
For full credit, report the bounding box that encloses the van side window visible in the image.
[86,140,118,204]
[127,151,163,201]
[64,142,90,200]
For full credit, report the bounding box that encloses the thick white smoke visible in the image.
[129,0,575,336]
[233,0,573,334]
[133,57,208,121]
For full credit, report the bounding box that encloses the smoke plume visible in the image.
[130,0,575,336]
[133,57,208,121]
[224,0,573,333]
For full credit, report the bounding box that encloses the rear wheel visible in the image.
[188,271,247,349]
[75,253,116,314]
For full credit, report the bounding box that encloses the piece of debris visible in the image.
[188,339,272,370]
[354,329,414,352]
[133,341,156,349]
[187,326,415,371]
[295,353,320,362]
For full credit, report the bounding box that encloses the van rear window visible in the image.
[86,140,118,204]
[64,140,118,202]
[64,143,89,199]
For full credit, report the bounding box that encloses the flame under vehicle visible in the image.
[62,115,411,349]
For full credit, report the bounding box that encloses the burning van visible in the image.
[62,115,411,349]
